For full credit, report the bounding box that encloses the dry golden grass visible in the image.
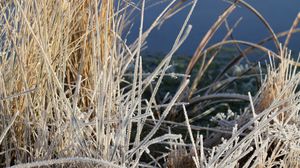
[0,0,192,167]
[0,0,300,167]
[254,50,296,122]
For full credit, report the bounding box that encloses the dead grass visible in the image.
[0,0,300,167]
[0,0,192,167]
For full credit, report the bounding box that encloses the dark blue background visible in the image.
[128,0,300,55]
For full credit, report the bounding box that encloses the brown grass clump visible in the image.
[254,50,297,122]
[0,0,194,167]
[66,0,114,108]
[167,147,197,168]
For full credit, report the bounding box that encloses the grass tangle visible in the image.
[0,0,300,167]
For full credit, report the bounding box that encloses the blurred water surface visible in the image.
[128,0,300,55]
